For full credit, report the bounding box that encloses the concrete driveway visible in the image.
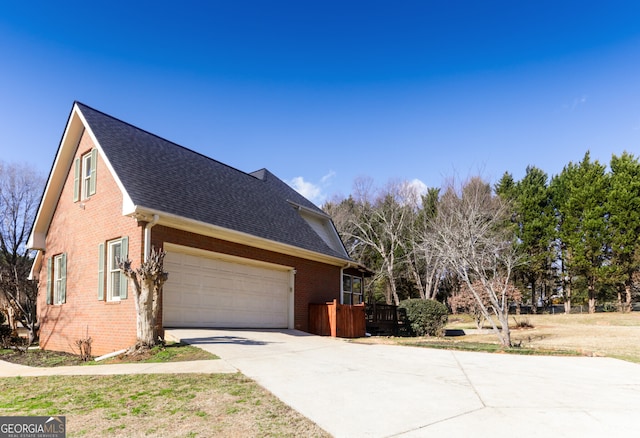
[168,328,640,438]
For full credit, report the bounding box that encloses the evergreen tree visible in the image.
[551,152,609,313]
[494,171,517,201]
[607,152,640,311]
[514,166,555,312]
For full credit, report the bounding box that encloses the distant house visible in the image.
[28,102,366,356]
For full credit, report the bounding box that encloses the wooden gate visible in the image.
[309,299,366,338]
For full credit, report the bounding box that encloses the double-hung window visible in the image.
[342,274,363,305]
[108,240,123,301]
[47,253,67,305]
[82,152,93,199]
[98,237,128,301]
[74,149,97,201]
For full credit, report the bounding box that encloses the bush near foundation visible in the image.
[399,299,449,337]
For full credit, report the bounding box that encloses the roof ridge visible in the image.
[75,101,257,180]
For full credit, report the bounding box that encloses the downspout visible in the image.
[340,266,346,304]
[144,214,160,261]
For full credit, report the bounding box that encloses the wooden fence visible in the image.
[365,302,401,335]
[308,299,366,338]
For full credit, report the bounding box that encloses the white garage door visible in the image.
[163,248,291,328]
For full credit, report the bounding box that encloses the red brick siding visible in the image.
[37,131,344,355]
[36,131,143,356]
[152,226,342,331]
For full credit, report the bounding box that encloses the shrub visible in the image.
[0,325,16,350]
[398,299,449,337]
[512,316,534,329]
[602,302,617,313]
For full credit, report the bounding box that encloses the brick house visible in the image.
[28,102,366,356]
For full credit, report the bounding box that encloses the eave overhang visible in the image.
[128,205,355,268]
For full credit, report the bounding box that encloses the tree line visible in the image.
[325,151,640,344]
[2,151,639,349]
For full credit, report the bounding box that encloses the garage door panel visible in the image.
[183,292,202,307]
[163,251,289,328]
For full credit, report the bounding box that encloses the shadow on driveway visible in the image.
[176,335,270,346]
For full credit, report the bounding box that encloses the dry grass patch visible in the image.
[501,313,640,362]
[360,312,640,362]
[0,373,329,437]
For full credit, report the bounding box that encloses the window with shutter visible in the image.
[49,253,67,305]
[75,149,97,202]
[105,237,129,301]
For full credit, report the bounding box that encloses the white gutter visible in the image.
[144,214,160,261]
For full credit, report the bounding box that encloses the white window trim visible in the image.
[107,239,122,302]
[53,254,64,305]
[81,151,92,201]
[342,274,363,305]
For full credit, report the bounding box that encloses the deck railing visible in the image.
[365,303,406,335]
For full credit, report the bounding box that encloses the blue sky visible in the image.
[2,1,640,205]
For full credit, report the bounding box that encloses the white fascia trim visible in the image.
[28,232,46,251]
[127,206,353,267]
[28,106,85,250]
[328,218,350,258]
[28,250,42,280]
[28,104,135,251]
[74,106,136,215]
[287,200,331,219]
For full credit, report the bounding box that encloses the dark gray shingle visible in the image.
[76,102,349,261]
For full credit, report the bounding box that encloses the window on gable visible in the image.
[47,253,67,305]
[98,237,128,302]
[74,149,97,202]
[342,274,363,305]
[82,152,92,199]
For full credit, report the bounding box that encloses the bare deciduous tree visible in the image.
[426,177,520,347]
[119,247,168,351]
[405,188,444,300]
[0,161,44,345]
[449,278,521,329]
[345,179,415,305]
[0,266,39,345]
[327,180,446,304]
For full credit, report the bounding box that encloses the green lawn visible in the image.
[0,374,329,437]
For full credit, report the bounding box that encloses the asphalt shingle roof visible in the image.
[76,102,349,261]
